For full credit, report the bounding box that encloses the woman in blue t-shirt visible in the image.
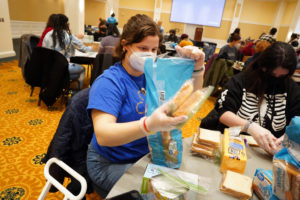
[86,14,205,198]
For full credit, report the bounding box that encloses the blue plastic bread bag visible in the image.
[272,116,300,200]
[144,57,194,169]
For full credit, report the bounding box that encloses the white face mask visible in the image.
[129,51,157,73]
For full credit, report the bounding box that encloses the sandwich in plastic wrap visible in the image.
[272,116,300,200]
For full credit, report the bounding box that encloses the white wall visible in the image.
[0,0,15,58]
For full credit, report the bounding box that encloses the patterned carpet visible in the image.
[0,60,215,199]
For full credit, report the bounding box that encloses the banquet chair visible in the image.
[90,53,120,85]
[25,47,82,107]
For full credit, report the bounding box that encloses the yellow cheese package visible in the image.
[220,128,247,174]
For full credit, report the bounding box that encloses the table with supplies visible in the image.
[107,136,273,199]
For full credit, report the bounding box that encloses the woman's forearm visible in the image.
[92,110,146,147]
[192,68,204,90]
[219,111,248,129]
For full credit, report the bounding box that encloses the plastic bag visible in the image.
[168,80,214,129]
[144,57,194,168]
[272,116,300,200]
[141,163,210,200]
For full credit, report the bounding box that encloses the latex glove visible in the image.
[146,102,188,132]
[175,45,205,70]
[247,122,278,155]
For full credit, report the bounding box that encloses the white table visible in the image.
[74,50,97,58]
[107,137,273,199]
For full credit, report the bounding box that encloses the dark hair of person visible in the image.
[114,14,163,59]
[99,18,107,26]
[180,33,188,40]
[52,14,70,49]
[291,33,298,40]
[233,28,240,34]
[169,29,176,35]
[269,27,277,35]
[111,13,115,17]
[46,14,57,28]
[244,42,297,104]
[229,33,241,42]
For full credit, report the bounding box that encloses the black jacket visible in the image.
[42,88,94,193]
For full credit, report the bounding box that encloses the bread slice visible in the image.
[220,170,252,200]
[191,145,214,157]
[198,128,221,147]
[192,133,215,151]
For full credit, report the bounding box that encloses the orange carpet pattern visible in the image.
[0,60,215,199]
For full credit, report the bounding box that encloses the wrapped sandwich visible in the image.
[272,116,300,200]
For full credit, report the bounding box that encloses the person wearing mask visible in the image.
[218,34,241,61]
[37,14,57,47]
[42,14,96,88]
[86,14,205,198]
[167,29,179,43]
[179,34,193,47]
[97,18,107,38]
[260,27,277,44]
[98,24,120,54]
[201,42,300,155]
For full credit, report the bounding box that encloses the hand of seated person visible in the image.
[91,43,99,52]
[76,34,84,39]
[247,122,278,155]
[145,101,188,133]
[175,45,205,71]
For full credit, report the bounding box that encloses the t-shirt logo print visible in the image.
[136,90,145,115]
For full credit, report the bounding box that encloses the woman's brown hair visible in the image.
[114,14,163,59]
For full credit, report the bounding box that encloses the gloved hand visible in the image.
[175,45,205,70]
[247,122,278,155]
[146,101,188,133]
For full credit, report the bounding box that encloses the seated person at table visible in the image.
[218,34,241,61]
[43,14,96,88]
[179,33,193,47]
[86,14,205,198]
[243,40,271,70]
[98,24,120,54]
[98,18,107,38]
[167,29,179,43]
[201,42,300,155]
[37,14,57,47]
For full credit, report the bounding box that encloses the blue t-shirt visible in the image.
[87,62,149,163]
[107,17,117,24]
